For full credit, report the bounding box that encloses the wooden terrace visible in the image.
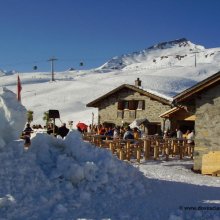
[82,133,194,163]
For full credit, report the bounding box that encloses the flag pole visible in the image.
[17,75,22,102]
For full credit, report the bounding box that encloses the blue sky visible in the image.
[0,0,220,72]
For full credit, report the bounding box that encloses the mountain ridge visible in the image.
[97,38,217,71]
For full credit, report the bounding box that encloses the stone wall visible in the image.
[98,88,171,128]
[194,84,220,171]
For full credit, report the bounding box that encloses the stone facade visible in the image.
[194,84,220,171]
[97,87,171,133]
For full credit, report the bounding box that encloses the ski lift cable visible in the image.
[2,55,109,69]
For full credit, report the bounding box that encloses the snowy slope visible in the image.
[0,38,220,127]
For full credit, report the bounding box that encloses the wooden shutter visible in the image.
[129,100,137,110]
[118,101,124,110]
[142,100,145,110]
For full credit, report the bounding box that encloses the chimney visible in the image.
[135,78,142,87]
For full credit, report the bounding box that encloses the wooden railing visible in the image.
[82,133,194,163]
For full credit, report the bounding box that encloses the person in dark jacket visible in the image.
[58,123,69,138]
[23,123,33,147]
[23,123,33,136]
[123,126,134,140]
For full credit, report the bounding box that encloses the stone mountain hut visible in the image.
[86,78,172,135]
[173,71,220,175]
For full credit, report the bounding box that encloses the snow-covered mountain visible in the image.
[0,69,18,77]
[98,38,219,71]
[0,38,220,125]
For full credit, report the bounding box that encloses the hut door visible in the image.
[147,123,161,135]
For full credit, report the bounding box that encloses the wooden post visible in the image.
[137,146,141,163]
[92,136,95,144]
[126,141,131,161]
[183,140,187,157]
[119,149,124,160]
[99,137,103,147]
[117,144,121,158]
[53,118,55,136]
[190,144,194,159]
[165,141,169,161]
[144,139,150,160]
[154,141,159,160]
[161,141,165,156]
[172,140,177,156]
[109,142,114,154]
[179,145,183,160]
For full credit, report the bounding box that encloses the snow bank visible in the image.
[1,131,219,220]
[0,131,150,219]
[0,87,26,149]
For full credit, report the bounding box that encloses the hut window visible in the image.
[124,101,129,110]
[129,110,136,119]
[137,100,145,110]
[117,110,123,119]
[118,100,144,110]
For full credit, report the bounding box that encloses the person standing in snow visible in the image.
[23,123,33,147]
[58,123,69,139]
[47,123,59,136]
[23,123,33,136]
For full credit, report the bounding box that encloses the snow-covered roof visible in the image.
[173,71,220,103]
[87,84,172,107]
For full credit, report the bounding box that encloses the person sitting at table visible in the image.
[98,124,106,135]
[133,127,141,140]
[123,126,134,140]
[176,128,183,139]
[119,126,125,138]
[105,127,114,139]
[113,126,120,139]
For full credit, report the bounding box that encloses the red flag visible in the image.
[17,75,22,101]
